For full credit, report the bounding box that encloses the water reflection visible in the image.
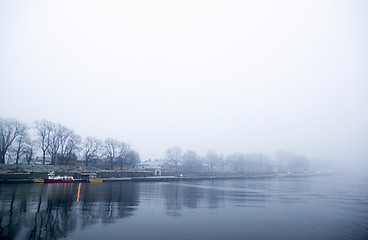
[0,182,140,240]
[1,176,367,240]
[0,180,269,239]
[159,181,228,217]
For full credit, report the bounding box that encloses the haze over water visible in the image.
[1,0,367,166]
[1,1,368,238]
[1,175,367,240]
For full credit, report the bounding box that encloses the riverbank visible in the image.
[0,174,303,183]
[0,164,333,183]
[0,173,277,183]
[0,164,153,183]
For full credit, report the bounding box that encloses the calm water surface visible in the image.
[0,175,367,240]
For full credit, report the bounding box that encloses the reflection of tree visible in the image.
[101,182,139,224]
[0,180,268,239]
[116,182,139,218]
[163,183,183,217]
[29,184,45,240]
[0,182,140,240]
[183,185,204,209]
[162,181,267,215]
[1,186,18,239]
[80,184,99,228]
[0,185,25,239]
[206,182,225,209]
[25,184,78,240]
[161,182,228,216]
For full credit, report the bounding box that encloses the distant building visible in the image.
[33,156,52,165]
[138,159,163,176]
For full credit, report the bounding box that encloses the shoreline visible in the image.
[0,172,334,184]
[0,163,339,184]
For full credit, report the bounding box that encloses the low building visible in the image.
[138,159,163,176]
[33,156,52,165]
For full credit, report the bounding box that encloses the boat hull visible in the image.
[89,179,103,183]
[43,178,74,183]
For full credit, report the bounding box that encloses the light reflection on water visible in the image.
[0,175,367,240]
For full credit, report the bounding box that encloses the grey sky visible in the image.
[1,0,367,166]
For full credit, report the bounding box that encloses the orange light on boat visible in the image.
[77,183,81,202]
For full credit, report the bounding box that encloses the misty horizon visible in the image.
[1,1,367,169]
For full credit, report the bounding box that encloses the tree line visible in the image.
[0,118,140,169]
[164,147,311,173]
[1,118,311,173]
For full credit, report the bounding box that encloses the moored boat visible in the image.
[43,171,74,183]
[87,173,102,183]
[88,178,103,183]
[33,179,44,183]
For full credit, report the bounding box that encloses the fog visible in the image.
[1,0,367,169]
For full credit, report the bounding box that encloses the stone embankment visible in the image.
[0,164,326,183]
[0,164,154,182]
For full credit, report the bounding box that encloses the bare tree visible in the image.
[24,140,37,164]
[226,153,245,172]
[205,150,220,172]
[243,152,270,172]
[47,125,62,165]
[83,137,102,166]
[103,138,120,170]
[58,126,74,158]
[275,151,310,173]
[11,128,30,164]
[47,124,76,165]
[274,151,289,172]
[0,119,27,164]
[117,142,130,170]
[34,120,55,164]
[287,154,310,173]
[124,150,140,168]
[182,150,202,172]
[165,146,182,171]
[59,132,81,165]
[103,139,132,170]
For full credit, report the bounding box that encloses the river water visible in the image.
[0,175,367,240]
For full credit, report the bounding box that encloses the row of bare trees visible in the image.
[0,118,140,169]
[34,120,81,165]
[0,119,30,164]
[165,147,310,173]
